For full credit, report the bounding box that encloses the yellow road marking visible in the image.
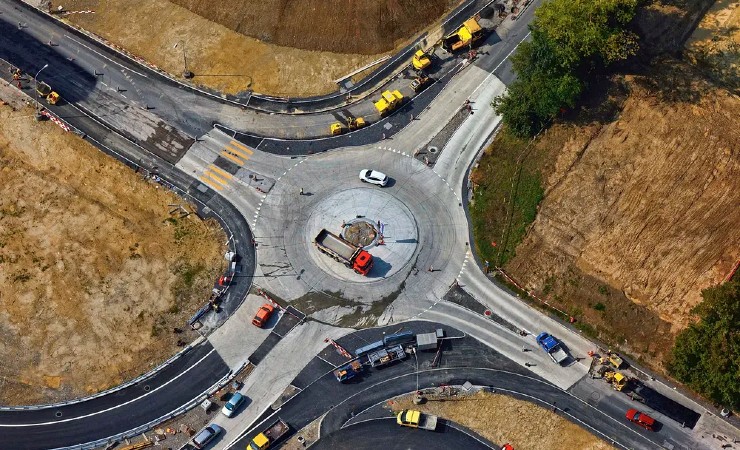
[225,144,252,160]
[199,176,224,191]
[220,151,244,165]
[204,170,228,186]
[208,165,233,179]
[230,140,254,154]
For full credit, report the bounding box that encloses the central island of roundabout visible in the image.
[252,147,470,324]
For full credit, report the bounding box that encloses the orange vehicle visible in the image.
[252,303,276,328]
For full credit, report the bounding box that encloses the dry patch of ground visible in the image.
[0,88,226,405]
[504,62,740,365]
[685,0,740,88]
[387,390,614,450]
[49,0,459,97]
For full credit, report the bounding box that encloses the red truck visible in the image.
[314,229,373,275]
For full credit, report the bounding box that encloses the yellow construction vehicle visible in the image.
[410,74,432,92]
[330,122,345,136]
[347,116,366,130]
[599,351,624,369]
[411,49,431,71]
[374,90,404,116]
[442,17,484,52]
[604,370,630,391]
[36,82,60,105]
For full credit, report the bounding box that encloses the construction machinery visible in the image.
[330,117,366,136]
[411,49,432,70]
[410,74,432,92]
[442,17,484,52]
[599,351,624,369]
[374,90,404,116]
[36,82,59,105]
[604,370,630,391]
[248,418,289,450]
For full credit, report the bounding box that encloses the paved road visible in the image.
[312,418,495,450]
[0,341,229,450]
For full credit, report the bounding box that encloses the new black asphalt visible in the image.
[229,321,661,450]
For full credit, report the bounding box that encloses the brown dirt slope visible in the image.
[506,62,740,356]
[171,0,461,54]
[0,88,225,405]
[388,391,614,450]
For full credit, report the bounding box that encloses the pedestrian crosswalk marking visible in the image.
[225,144,252,160]
[203,170,228,185]
[230,140,254,155]
[199,176,223,191]
[208,165,233,179]
[220,150,244,165]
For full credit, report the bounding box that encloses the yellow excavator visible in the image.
[330,116,366,136]
[411,49,431,71]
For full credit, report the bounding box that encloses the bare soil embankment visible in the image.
[0,87,226,405]
[50,0,461,96]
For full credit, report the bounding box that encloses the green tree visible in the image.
[669,280,740,410]
[493,0,639,137]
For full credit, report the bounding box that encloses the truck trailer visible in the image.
[367,344,406,368]
[248,418,289,450]
[314,229,373,275]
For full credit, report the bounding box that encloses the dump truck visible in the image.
[333,360,363,382]
[411,49,431,70]
[442,17,484,52]
[374,90,404,116]
[36,82,59,105]
[248,418,289,450]
[314,229,373,275]
[367,344,406,368]
[536,332,568,364]
[397,409,438,431]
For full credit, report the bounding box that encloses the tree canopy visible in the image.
[668,280,740,410]
[493,0,640,137]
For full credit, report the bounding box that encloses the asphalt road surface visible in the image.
[313,418,495,450]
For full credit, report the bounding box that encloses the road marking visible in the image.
[220,150,244,165]
[63,35,148,78]
[203,170,229,186]
[0,348,218,427]
[208,165,233,179]
[229,140,254,154]
[224,144,252,160]
[199,176,224,191]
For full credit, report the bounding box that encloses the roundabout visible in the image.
[254,147,469,318]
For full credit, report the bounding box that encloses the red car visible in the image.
[252,303,275,328]
[626,408,655,430]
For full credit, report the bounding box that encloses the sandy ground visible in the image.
[48,0,459,97]
[0,86,226,405]
[685,0,740,88]
[387,390,614,450]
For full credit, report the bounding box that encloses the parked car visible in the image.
[222,392,246,417]
[252,303,276,328]
[191,424,223,449]
[359,169,389,187]
[626,408,655,430]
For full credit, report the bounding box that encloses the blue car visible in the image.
[221,392,246,417]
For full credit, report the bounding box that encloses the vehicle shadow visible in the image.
[367,257,392,278]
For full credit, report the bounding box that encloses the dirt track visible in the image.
[0,85,225,405]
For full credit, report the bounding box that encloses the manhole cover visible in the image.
[143,385,151,392]
[55,411,62,417]
[427,146,438,154]
[484,310,492,316]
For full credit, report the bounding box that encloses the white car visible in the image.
[359,169,389,187]
[221,392,246,417]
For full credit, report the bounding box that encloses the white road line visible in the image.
[0,348,218,427]
[64,35,148,78]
